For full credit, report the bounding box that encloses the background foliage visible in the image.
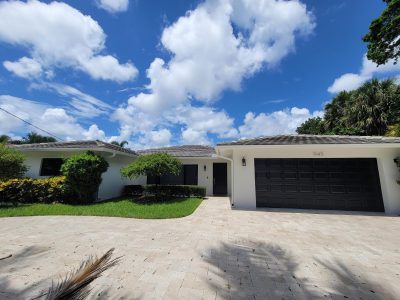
[0,143,28,180]
[297,79,400,136]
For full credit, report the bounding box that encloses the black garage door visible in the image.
[255,158,384,212]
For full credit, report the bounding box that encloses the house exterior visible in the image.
[13,140,139,200]
[216,135,400,215]
[12,134,400,215]
[138,145,232,196]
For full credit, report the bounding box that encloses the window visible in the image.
[40,158,63,176]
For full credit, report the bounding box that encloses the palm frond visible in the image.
[43,248,121,300]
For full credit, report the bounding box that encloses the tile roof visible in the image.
[138,145,216,157]
[217,134,400,146]
[12,140,138,156]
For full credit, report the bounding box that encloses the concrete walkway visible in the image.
[0,197,399,299]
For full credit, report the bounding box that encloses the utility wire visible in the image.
[0,106,64,141]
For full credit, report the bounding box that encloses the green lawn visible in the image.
[0,197,202,219]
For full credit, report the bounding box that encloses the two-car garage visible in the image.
[254,158,385,212]
[216,135,400,215]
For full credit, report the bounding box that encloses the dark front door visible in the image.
[255,158,384,212]
[213,163,227,195]
[184,165,198,185]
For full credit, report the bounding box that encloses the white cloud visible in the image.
[0,0,137,82]
[181,128,210,145]
[328,54,400,93]
[95,0,129,13]
[128,0,314,113]
[113,0,314,145]
[0,95,106,141]
[238,107,323,138]
[32,82,113,118]
[3,57,43,79]
[83,124,106,140]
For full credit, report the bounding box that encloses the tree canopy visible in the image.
[363,0,400,65]
[0,143,28,180]
[2,132,58,144]
[121,153,182,180]
[297,79,400,136]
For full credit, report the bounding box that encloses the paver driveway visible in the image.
[0,197,399,300]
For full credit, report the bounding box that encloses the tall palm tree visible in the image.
[346,79,398,136]
[110,140,128,148]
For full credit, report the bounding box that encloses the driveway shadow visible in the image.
[202,241,395,299]
[0,246,49,299]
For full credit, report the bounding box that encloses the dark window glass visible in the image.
[183,165,198,185]
[40,158,63,176]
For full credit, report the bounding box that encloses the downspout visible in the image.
[212,154,235,207]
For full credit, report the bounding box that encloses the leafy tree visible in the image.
[0,143,28,180]
[121,153,182,180]
[22,132,57,144]
[296,117,326,134]
[61,151,109,203]
[0,135,11,144]
[110,140,128,148]
[363,0,400,65]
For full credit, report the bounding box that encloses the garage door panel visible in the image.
[255,158,384,212]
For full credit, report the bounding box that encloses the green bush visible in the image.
[0,144,28,180]
[123,185,144,197]
[61,151,109,203]
[121,153,182,179]
[0,176,71,204]
[124,184,206,200]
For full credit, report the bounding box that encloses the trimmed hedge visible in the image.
[0,176,71,204]
[124,184,206,199]
[123,185,144,197]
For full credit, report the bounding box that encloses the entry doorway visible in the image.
[213,163,227,195]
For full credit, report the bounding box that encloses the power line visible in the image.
[0,106,64,141]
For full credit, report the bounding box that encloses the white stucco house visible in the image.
[13,134,400,215]
[216,135,400,215]
[13,140,139,200]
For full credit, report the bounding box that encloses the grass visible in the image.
[0,197,203,219]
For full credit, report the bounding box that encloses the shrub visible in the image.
[0,144,28,180]
[123,185,144,197]
[121,153,182,179]
[0,176,71,204]
[124,184,206,201]
[61,151,109,203]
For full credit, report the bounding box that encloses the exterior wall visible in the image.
[220,145,400,215]
[22,150,137,200]
[141,158,231,196]
[178,158,232,196]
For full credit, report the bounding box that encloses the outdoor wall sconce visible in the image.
[394,157,400,168]
[204,165,207,171]
[242,157,246,166]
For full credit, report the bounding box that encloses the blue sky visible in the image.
[0,0,398,149]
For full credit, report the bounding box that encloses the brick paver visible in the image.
[0,197,399,299]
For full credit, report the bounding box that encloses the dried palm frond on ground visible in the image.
[36,248,121,300]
